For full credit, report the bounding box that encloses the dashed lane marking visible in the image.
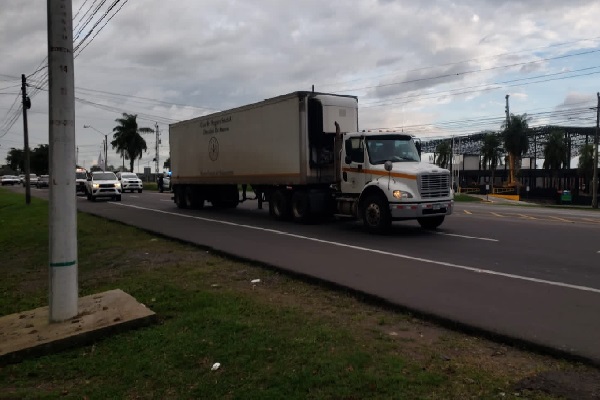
[463,210,472,215]
[490,212,505,217]
[547,216,575,223]
[436,232,498,242]
[110,202,600,295]
[518,213,537,220]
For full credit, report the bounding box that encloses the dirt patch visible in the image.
[514,369,600,399]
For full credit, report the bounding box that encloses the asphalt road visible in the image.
[9,186,600,365]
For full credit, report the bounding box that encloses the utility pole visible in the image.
[155,122,160,174]
[593,92,599,209]
[48,0,78,322]
[21,74,31,204]
[104,134,108,171]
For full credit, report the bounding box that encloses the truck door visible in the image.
[341,137,368,194]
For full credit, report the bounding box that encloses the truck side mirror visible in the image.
[344,155,352,165]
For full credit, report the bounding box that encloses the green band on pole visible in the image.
[50,260,77,268]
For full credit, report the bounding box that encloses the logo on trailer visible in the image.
[208,137,219,161]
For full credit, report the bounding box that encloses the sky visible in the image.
[1,0,599,173]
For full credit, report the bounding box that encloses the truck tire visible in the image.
[269,189,291,220]
[184,186,195,208]
[361,194,391,233]
[175,186,187,208]
[291,190,311,223]
[417,216,444,230]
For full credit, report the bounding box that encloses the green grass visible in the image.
[453,193,483,202]
[0,188,594,399]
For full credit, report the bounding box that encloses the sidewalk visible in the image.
[465,193,537,205]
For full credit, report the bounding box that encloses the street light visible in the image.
[592,92,599,209]
[83,125,107,171]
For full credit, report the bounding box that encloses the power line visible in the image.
[333,48,600,95]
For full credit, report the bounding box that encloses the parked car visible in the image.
[85,171,121,201]
[1,175,21,185]
[36,175,50,188]
[23,174,39,186]
[117,172,143,193]
[18,174,25,184]
[158,173,171,192]
[76,168,87,194]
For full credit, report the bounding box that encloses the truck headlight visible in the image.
[115,182,121,188]
[393,190,413,199]
[92,183,99,189]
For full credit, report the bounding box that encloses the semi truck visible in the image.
[169,91,453,232]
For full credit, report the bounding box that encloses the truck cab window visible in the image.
[345,138,364,163]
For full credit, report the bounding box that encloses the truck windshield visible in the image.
[93,172,116,180]
[366,135,420,165]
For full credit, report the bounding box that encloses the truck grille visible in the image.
[418,173,450,199]
[99,183,115,188]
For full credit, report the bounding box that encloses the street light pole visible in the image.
[83,125,108,171]
[592,92,599,209]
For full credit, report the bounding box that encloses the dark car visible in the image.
[36,175,50,188]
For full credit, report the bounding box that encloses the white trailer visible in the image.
[169,91,453,232]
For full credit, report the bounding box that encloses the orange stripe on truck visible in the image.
[342,167,417,180]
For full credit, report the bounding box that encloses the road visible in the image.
[9,186,600,365]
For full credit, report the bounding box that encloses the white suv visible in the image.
[85,171,122,201]
[117,172,143,193]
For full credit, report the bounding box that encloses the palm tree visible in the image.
[502,114,529,186]
[111,113,154,172]
[434,141,451,169]
[578,144,594,194]
[542,130,567,189]
[480,133,502,187]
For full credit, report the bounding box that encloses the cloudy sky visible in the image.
[1,0,599,172]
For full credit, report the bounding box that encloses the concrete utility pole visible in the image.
[593,92,599,209]
[48,0,78,322]
[21,74,31,204]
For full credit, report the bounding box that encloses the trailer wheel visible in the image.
[269,189,291,220]
[175,186,187,208]
[184,186,195,208]
[361,194,391,233]
[417,216,445,230]
[291,190,311,223]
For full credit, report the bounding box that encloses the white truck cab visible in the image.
[337,131,453,232]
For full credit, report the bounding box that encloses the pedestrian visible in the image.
[158,174,164,193]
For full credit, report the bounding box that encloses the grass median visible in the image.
[1,188,598,399]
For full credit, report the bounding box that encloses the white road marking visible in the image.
[111,202,600,295]
[435,232,498,242]
[463,210,472,215]
[547,216,574,223]
[490,212,505,218]
[518,213,536,220]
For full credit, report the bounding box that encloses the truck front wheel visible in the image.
[417,216,445,230]
[361,194,391,233]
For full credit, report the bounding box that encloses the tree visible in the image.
[6,148,24,172]
[434,141,451,169]
[30,144,49,175]
[111,113,153,172]
[502,114,530,186]
[163,157,170,170]
[578,144,594,194]
[480,133,502,187]
[542,130,567,189]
